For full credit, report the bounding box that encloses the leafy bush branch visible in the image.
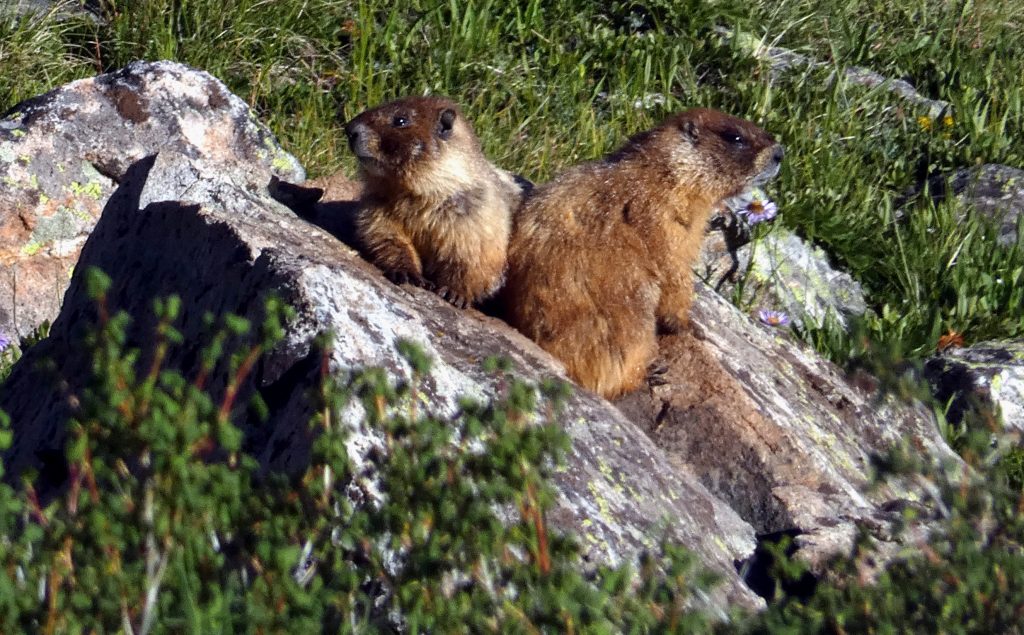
[0,267,716,633]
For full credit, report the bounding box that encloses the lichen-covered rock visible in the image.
[895,164,1024,244]
[699,225,867,330]
[0,150,763,613]
[0,60,304,340]
[615,282,960,573]
[925,340,1024,430]
[948,165,1023,247]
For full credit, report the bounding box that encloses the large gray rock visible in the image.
[616,281,961,573]
[0,60,304,340]
[925,340,1024,431]
[0,149,763,613]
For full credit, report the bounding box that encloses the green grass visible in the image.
[2,0,1023,374]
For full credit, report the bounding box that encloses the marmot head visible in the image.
[344,96,482,197]
[615,108,783,201]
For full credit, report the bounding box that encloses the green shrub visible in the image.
[0,269,718,632]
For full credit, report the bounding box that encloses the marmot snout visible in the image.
[500,108,783,398]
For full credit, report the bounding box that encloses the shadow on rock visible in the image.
[269,176,360,250]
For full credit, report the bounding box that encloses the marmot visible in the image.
[345,96,524,308]
[500,108,783,398]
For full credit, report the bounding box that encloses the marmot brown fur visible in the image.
[345,96,524,308]
[500,108,783,398]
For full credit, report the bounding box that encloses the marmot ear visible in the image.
[438,108,457,139]
[682,120,699,144]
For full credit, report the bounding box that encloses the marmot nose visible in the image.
[771,145,785,164]
[344,121,365,149]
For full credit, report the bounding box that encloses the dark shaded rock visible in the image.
[738,529,818,603]
[0,60,303,340]
[925,340,1024,430]
[294,168,363,245]
[932,165,1023,247]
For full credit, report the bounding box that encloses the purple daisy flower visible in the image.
[742,198,779,225]
[757,309,791,327]
[0,332,11,352]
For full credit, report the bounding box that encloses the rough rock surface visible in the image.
[925,340,1024,431]
[699,225,867,330]
[0,150,763,613]
[932,165,1023,247]
[0,60,304,340]
[616,283,960,572]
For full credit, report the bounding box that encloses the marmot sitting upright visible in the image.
[345,96,524,308]
[500,108,783,398]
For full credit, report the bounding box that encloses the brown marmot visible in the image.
[500,108,783,398]
[345,96,525,308]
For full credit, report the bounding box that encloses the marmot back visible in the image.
[346,96,524,308]
[501,108,783,398]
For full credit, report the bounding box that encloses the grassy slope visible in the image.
[2,0,1023,371]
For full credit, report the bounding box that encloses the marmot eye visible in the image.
[391,115,410,128]
[721,132,747,147]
